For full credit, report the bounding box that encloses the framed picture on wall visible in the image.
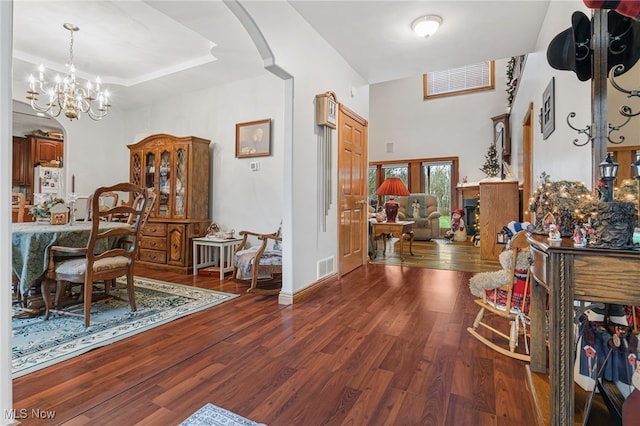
[542,77,555,140]
[236,119,271,158]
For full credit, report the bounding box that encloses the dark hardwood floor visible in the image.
[13,245,537,425]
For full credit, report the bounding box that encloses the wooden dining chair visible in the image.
[84,191,119,221]
[11,192,26,223]
[128,188,156,230]
[11,192,28,312]
[43,182,149,327]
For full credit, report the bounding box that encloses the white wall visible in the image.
[61,108,128,197]
[511,1,591,188]
[369,58,510,184]
[369,1,594,191]
[244,1,369,296]
[1,2,13,423]
[121,73,285,234]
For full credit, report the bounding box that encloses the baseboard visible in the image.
[281,272,337,305]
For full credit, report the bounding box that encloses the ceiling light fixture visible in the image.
[26,23,111,121]
[411,15,442,38]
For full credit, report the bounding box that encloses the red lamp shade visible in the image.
[376,178,410,222]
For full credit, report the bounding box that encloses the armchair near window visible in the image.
[43,183,148,327]
[233,223,282,295]
[396,193,442,240]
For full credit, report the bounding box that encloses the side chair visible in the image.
[233,222,282,295]
[11,192,26,223]
[43,182,148,327]
[467,230,533,362]
[11,192,28,314]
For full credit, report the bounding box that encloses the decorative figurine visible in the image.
[573,225,586,247]
[548,223,562,241]
[412,199,420,218]
[597,178,609,202]
[444,208,466,243]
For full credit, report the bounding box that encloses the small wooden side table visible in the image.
[369,220,414,261]
[192,237,242,280]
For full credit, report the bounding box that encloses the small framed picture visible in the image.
[542,77,555,140]
[236,119,271,158]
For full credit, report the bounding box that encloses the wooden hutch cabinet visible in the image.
[128,134,211,273]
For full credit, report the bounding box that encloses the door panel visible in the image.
[338,105,368,276]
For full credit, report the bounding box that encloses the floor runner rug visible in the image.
[179,403,266,426]
[12,276,238,378]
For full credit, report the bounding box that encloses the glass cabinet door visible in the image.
[174,147,187,217]
[158,150,171,217]
[145,152,156,190]
[131,152,142,188]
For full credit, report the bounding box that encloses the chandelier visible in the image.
[26,23,111,121]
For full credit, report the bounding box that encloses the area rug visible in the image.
[12,277,238,378]
[179,403,266,426]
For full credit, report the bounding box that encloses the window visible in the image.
[423,161,452,229]
[423,61,495,100]
[367,166,378,207]
[375,163,408,203]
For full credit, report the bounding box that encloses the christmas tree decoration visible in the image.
[480,143,500,178]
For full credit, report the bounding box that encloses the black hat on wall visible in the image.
[547,10,640,81]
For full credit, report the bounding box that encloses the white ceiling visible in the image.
[11,0,551,132]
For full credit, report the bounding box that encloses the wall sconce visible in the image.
[411,15,442,38]
[599,153,618,202]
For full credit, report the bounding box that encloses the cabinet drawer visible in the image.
[143,222,167,237]
[139,249,167,264]
[140,236,167,250]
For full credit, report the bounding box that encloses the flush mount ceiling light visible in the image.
[411,15,442,38]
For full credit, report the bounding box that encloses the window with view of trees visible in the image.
[423,161,452,229]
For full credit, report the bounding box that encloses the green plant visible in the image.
[30,196,65,218]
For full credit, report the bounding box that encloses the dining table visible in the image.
[12,221,130,298]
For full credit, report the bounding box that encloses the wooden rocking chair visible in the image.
[467,230,532,361]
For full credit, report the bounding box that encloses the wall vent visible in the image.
[317,256,335,279]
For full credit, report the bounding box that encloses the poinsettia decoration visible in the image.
[30,196,65,218]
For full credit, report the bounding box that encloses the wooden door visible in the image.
[338,105,368,276]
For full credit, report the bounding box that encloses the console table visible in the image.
[527,233,640,425]
[369,220,414,261]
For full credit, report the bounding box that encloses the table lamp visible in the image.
[376,177,410,222]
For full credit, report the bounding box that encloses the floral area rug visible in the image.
[12,276,238,378]
[179,403,266,426]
